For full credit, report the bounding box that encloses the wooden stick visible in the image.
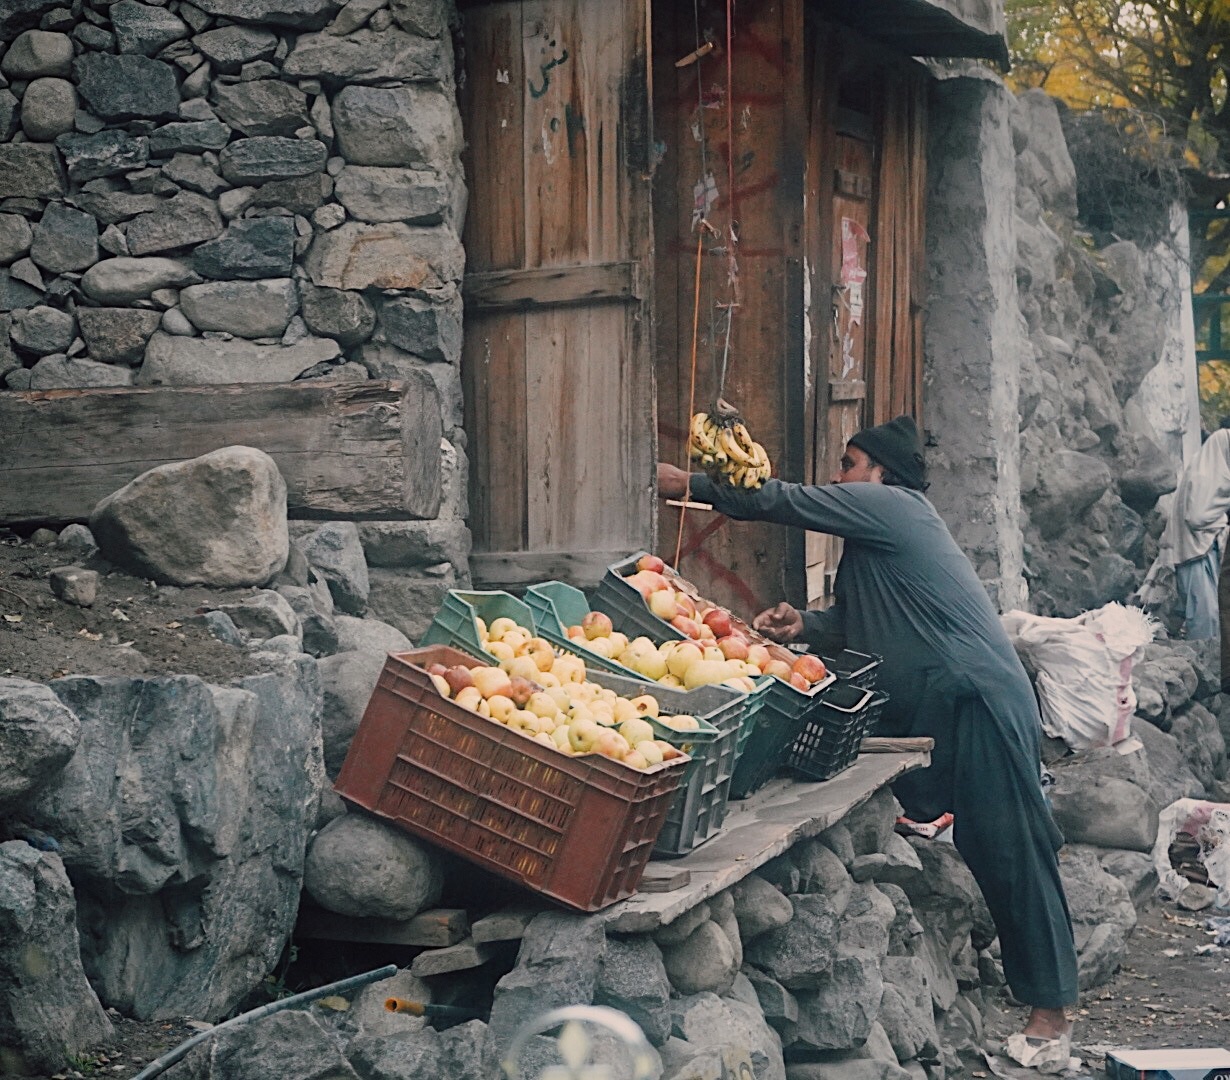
[666,498,713,511]
[860,736,934,754]
[675,41,715,67]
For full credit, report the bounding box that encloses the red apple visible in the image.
[718,635,750,662]
[507,675,537,708]
[747,644,770,669]
[702,607,733,639]
[426,662,448,677]
[625,570,669,599]
[443,665,475,696]
[636,553,667,574]
[764,659,793,681]
[789,671,811,692]
[581,611,613,640]
[671,615,702,640]
[792,654,828,685]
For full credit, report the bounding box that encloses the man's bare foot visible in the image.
[1022,1006,1071,1040]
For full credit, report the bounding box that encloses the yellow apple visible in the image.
[509,709,538,733]
[552,726,573,752]
[488,616,518,641]
[502,630,529,654]
[582,611,613,639]
[527,691,560,720]
[619,717,656,746]
[430,673,451,697]
[666,642,703,680]
[659,674,684,689]
[638,740,664,766]
[471,666,513,700]
[702,645,725,663]
[630,694,660,718]
[506,655,541,683]
[663,714,700,731]
[623,749,649,770]
[475,615,488,642]
[683,660,727,690]
[568,718,601,752]
[585,636,614,658]
[485,640,515,663]
[637,650,668,681]
[534,731,555,748]
[593,729,631,760]
[648,588,679,621]
[487,694,516,722]
[613,698,638,723]
[455,686,483,712]
[607,632,629,656]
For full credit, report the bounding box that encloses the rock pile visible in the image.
[0,0,465,412]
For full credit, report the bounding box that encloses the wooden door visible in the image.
[458,0,655,590]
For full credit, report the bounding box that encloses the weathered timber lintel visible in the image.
[0,378,442,526]
[462,261,644,312]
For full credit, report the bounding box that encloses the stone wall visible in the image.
[924,79,1195,618]
[0,0,472,616]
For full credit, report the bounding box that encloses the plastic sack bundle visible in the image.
[1001,602,1158,750]
[1152,798,1230,910]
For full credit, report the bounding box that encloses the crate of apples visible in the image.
[593,552,831,694]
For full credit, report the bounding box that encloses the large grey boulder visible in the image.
[1058,844,1137,948]
[333,614,411,656]
[347,1021,487,1080]
[303,814,442,920]
[125,191,223,256]
[10,305,75,356]
[0,144,66,200]
[1170,702,1227,790]
[189,0,342,30]
[192,217,296,280]
[379,295,461,364]
[213,80,308,138]
[73,53,180,122]
[486,912,606,1061]
[1077,921,1127,991]
[77,307,163,365]
[1049,771,1159,852]
[89,445,289,588]
[20,77,77,142]
[365,564,461,649]
[30,202,99,274]
[877,956,938,1062]
[192,26,278,73]
[137,331,340,386]
[23,661,324,1020]
[331,84,459,168]
[0,215,33,265]
[110,1,189,55]
[358,519,471,573]
[284,28,446,82]
[218,137,328,186]
[333,166,450,224]
[212,590,301,642]
[744,894,842,990]
[0,844,113,1075]
[1,30,73,79]
[300,284,376,346]
[55,130,149,182]
[298,521,370,616]
[1011,90,1078,218]
[179,279,299,338]
[318,649,386,775]
[669,992,786,1080]
[596,934,672,1046]
[80,257,200,304]
[661,919,739,996]
[0,678,79,809]
[175,1009,360,1080]
[29,356,135,389]
[793,949,884,1054]
[305,221,464,291]
[1027,450,1114,539]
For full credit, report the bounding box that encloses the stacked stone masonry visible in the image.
[0,0,466,430]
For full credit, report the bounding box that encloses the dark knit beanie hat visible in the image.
[848,415,928,491]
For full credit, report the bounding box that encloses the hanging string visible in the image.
[675,227,707,570]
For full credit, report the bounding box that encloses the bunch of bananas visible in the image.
[688,411,772,488]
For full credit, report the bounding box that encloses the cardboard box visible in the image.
[1106,1048,1230,1080]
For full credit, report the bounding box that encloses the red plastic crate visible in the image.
[333,645,689,912]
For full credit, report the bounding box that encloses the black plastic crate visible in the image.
[785,683,888,782]
[819,649,881,689]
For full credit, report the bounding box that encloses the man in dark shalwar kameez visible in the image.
[658,415,1078,1054]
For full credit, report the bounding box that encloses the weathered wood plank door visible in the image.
[459,0,655,589]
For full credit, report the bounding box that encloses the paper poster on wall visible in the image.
[840,217,869,286]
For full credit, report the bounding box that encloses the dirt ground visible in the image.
[0,528,269,685]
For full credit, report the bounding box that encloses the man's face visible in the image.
[834,444,885,485]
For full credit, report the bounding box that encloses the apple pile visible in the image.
[420,616,700,771]
[614,554,829,693]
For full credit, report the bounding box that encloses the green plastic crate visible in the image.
[524,581,652,683]
[419,589,539,663]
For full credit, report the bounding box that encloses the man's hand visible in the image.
[657,463,691,500]
[752,602,804,643]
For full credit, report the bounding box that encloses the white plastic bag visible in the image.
[1001,602,1158,750]
[1152,798,1230,909]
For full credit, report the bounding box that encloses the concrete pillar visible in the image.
[922,70,1028,612]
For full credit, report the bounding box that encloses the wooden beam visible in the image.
[469,549,630,591]
[295,907,469,947]
[462,262,643,312]
[0,378,442,526]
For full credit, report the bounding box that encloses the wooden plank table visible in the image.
[603,748,930,933]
